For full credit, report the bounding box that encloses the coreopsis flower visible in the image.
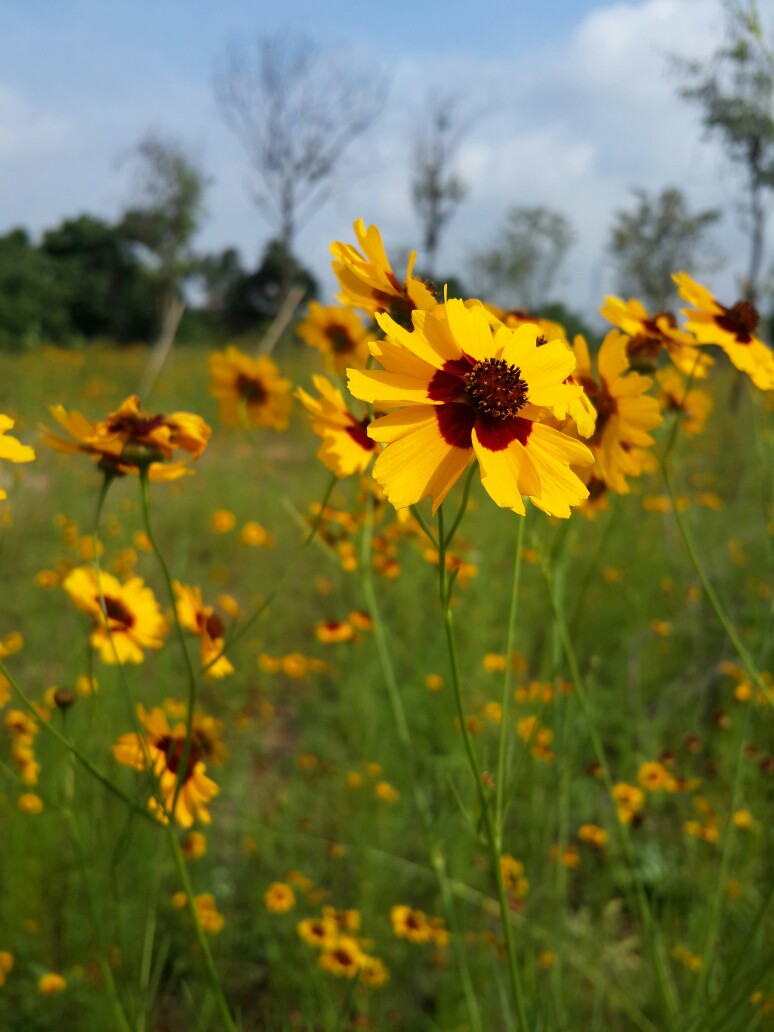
[63,567,166,664]
[319,936,364,978]
[331,218,437,327]
[113,704,219,827]
[674,272,774,390]
[0,415,35,498]
[38,973,66,994]
[296,376,377,477]
[359,956,389,987]
[391,905,433,943]
[264,882,296,913]
[600,295,712,378]
[656,367,712,436]
[209,347,292,429]
[43,395,210,479]
[484,304,569,344]
[173,582,233,679]
[347,299,594,516]
[298,916,340,949]
[297,302,370,372]
[572,332,662,495]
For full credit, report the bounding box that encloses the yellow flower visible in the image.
[193,893,224,934]
[0,951,13,974]
[578,824,608,849]
[240,521,271,547]
[18,792,43,814]
[296,376,378,477]
[656,366,712,436]
[637,761,671,791]
[298,916,339,949]
[264,882,295,913]
[297,302,370,372]
[674,272,774,390]
[319,935,364,978]
[113,704,219,828]
[348,300,593,516]
[500,855,529,898]
[43,395,209,479]
[315,619,355,644]
[183,831,207,859]
[173,582,233,679]
[0,414,35,499]
[425,673,444,691]
[63,567,166,665]
[612,782,646,823]
[38,972,66,994]
[331,218,437,326]
[573,331,662,495]
[600,295,711,377]
[375,780,399,803]
[210,347,292,429]
[359,955,389,987]
[391,905,433,943]
[210,509,236,533]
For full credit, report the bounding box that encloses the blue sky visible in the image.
[0,0,753,316]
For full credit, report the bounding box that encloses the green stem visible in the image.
[539,554,681,1026]
[660,460,771,702]
[494,515,525,846]
[443,463,477,550]
[438,506,529,1032]
[167,829,238,1032]
[0,659,155,823]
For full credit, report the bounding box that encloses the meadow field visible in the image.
[0,252,772,1032]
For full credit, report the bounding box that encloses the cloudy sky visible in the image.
[0,0,761,319]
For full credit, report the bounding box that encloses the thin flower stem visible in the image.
[443,463,477,550]
[0,659,155,823]
[205,473,338,669]
[660,460,771,702]
[139,471,200,819]
[359,493,483,1032]
[494,514,525,847]
[166,828,239,1032]
[538,554,681,1027]
[437,506,529,1032]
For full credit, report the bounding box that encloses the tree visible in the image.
[410,94,469,279]
[213,32,384,281]
[608,187,721,310]
[469,206,574,309]
[0,230,70,350]
[678,2,774,303]
[42,215,156,343]
[222,239,318,334]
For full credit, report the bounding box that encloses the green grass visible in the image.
[0,341,772,1031]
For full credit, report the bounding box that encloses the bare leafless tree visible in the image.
[410,94,469,279]
[214,32,384,268]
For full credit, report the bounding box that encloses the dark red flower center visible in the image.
[156,734,202,781]
[325,324,356,354]
[197,611,224,639]
[345,415,377,452]
[102,595,135,629]
[716,300,759,344]
[107,413,166,438]
[463,357,529,419]
[235,373,267,404]
[332,947,356,967]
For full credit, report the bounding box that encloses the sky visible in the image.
[0,0,760,320]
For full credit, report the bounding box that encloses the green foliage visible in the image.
[0,230,71,350]
[608,187,721,311]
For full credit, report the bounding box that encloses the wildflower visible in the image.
[319,936,364,978]
[43,395,210,478]
[297,301,370,372]
[674,272,774,390]
[210,509,236,533]
[183,831,207,859]
[38,973,66,994]
[500,855,529,898]
[0,414,35,499]
[572,331,662,495]
[672,945,702,972]
[483,653,507,672]
[18,792,43,814]
[331,218,437,326]
[732,809,756,831]
[63,567,166,665]
[638,761,672,791]
[391,905,433,943]
[578,824,608,849]
[315,619,355,644]
[551,843,581,869]
[656,367,712,436]
[240,521,272,547]
[348,610,373,631]
[193,893,224,934]
[484,701,502,723]
[375,780,399,803]
[538,951,557,969]
[113,704,219,827]
[210,347,292,429]
[425,673,444,691]
[359,955,389,987]
[612,782,646,824]
[296,376,378,477]
[600,295,711,377]
[348,300,593,516]
[298,916,339,948]
[173,582,233,679]
[323,906,361,933]
[0,951,13,984]
[264,882,296,913]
